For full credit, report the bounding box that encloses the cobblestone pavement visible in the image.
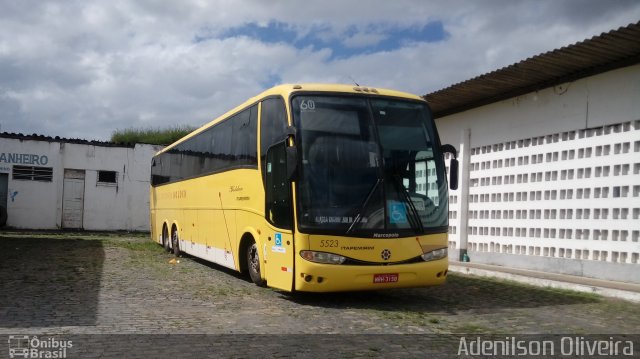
[1,232,639,357]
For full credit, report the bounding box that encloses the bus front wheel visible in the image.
[247,241,266,287]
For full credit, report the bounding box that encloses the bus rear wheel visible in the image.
[171,226,180,256]
[162,225,170,252]
[247,241,266,287]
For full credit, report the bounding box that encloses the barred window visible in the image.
[13,165,53,182]
[97,170,117,185]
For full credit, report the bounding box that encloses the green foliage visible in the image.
[111,125,196,145]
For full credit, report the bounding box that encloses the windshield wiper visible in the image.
[346,178,382,234]
[390,174,424,234]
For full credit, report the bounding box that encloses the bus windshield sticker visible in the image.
[410,197,425,211]
[314,216,367,224]
[300,99,316,112]
[388,201,408,224]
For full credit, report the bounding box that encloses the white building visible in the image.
[428,22,640,283]
[0,133,163,231]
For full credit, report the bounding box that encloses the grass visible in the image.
[104,238,160,251]
[111,125,196,145]
[0,230,149,242]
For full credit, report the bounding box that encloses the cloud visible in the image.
[0,0,639,140]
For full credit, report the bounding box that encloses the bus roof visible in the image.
[157,83,425,154]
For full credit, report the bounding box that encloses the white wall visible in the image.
[0,137,163,231]
[435,64,640,282]
[1,140,62,229]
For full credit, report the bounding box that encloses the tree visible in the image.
[110,125,196,145]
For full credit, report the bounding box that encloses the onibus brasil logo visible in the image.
[8,335,73,358]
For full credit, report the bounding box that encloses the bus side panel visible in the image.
[180,209,198,253]
[199,209,216,260]
[149,187,160,244]
[150,210,159,244]
[214,209,236,269]
[150,200,157,243]
[192,172,244,270]
[151,168,262,273]
[217,169,263,271]
[174,208,234,270]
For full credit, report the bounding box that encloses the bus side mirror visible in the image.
[441,144,458,190]
[286,146,298,181]
[448,158,459,190]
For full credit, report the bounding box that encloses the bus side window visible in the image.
[265,141,292,229]
[260,97,288,185]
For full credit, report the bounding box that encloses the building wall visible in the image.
[0,137,163,231]
[435,64,640,283]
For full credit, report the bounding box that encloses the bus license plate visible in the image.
[373,273,398,283]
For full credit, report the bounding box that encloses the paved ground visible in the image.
[1,231,639,357]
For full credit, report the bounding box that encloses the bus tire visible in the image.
[0,206,6,227]
[247,241,266,287]
[162,225,171,252]
[171,226,180,256]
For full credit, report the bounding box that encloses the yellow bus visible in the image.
[150,83,458,292]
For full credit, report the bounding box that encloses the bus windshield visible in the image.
[292,95,449,237]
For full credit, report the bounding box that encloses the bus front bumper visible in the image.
[294,258,448,292]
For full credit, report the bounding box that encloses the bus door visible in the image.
[263,141,294,291]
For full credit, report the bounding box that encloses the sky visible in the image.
[0,1,639,141]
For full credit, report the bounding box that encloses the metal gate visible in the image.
[62,169,85,229]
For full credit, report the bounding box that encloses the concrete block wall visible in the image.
[437,64,640,284]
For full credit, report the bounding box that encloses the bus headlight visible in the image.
[300,250,346,265]
[421,248,447,262]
